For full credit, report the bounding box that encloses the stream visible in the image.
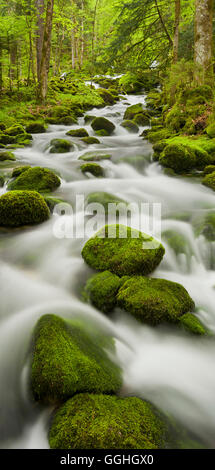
[1,85,215,449]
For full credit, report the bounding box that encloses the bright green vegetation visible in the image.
[116,276,195,326]
[81,136,100,145]
[43,196,68,213]
[120,120,139,133]
[49,393,169,449]
[204,165,215,175]
[0,151,16,162]
[79,152,111,162]
[8,167,61,193]
[12,166,31,177]
[202,172,215,191]
[66,128,89,138]
[25,122,47,134]
[30,314,122,404]
[80,163,104,177]
[124,104,143,120]
[179,313,208,336]
[82,224,165,277]
[86,192,127,214]
[98,88,116,105]
[49,138,74,153]
[91,117,115,135]
[0,191,50,227]
[84,271,123,313]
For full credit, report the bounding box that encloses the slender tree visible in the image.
[37,0,54,102]
[35,0,45,80]
[173,0,181,63]
[194,0,213,83]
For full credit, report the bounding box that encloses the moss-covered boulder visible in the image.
[30,314,122,404]
[81,163,104,177]
[179,313,208,336]
[49,138,74,153]
[12,166,31,178]
[44,196,68,213]
[204,165,215,175]
[0,151,16,162]
[86,192,127,214]
[49,393,170,449]
[202,171,215,191]
[98,88,115,105]
[66,128,89,138]
[91,117,115,135]
[146,129,171,143]
[134,113,150,126]
[25,122,46,134]
[82,224,165,277]
[124,103,143,120]
[81,136,100,145]
[117,276,195,325]
[79,152,111,162]
[120,120,139,133]
[0,190,50,227]
[159,143,196,173]
[8,166,61,193]
[84,271,124,313]
[95,129,109,136]
[5,124,26,136]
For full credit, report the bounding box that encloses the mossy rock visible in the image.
[0,134,15,145]
[202,172,215,191]
[46,116,78,125]
[79,152,111,162]
[8,166,61,193]
[98,88,115,105]
[84,271,123,313]
[12,166,31,178]
[179,313,208,336]
[0,174,4,187]
[81,163,104,177]
[91,117,115,135]
[152,141,167,161]
[204,165,215,175]
[82,224,165,277]
[25,122,46,134]
[120,120,139,133]
[66,128,89,138]
[49,138,74,153]
[134,113,150,126]
[117,276,195,326]
[206,123,215,139]
[86,192,127,214]
[159,143,196,173]
[0,151,16,162]
[30,314,122,404]
[5,124,26,136]
[123,103,143,120]
[95,129,109,136]
[0,190,50,227]
[81,136,100,145]
[146,129,171,143]
[44,196,68,213]
[49,393,170,449]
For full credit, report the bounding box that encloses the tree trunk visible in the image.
[37,0,54,102]
[173,0,181,63]
[194,0,213,83]
[35,0,45,80]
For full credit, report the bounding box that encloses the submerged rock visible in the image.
[82,224,165,276]
[116,276,195,325]
[30,314,122,404]
[86,192,127,214]
[8,166,61,193]
[80,163,104,177]
[49,393,170,449]
[79,152,111,162]
[91,117,115,135]
[0,190,50,227]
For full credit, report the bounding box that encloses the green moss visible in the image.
[95,129,109,136]
[116,276,195,326]
[133,113,150,126]
[49,138,74,153]
[120,120,139,133]
[43,196,68,213]
[12,166,31,177]
[204,165,215,175]
[79,152,111,162]
[25,122,46,134]
[182,85,213,103]
[91,117,115,135]
[0,151,16,162]
[84,271,122,313]
[147,129,171,143]
[0,134,15,145]
[179,313,208,336]
[5,124,26,136]
[81,136,100,145]
[165,104,186,132]
[0,190,50,227]
[159,143,196,173]
[86,192,127,214]
[98,88,115,105]
[66,128,89,138]
[84,115,96,124]
[0,174,4,187]
[82,224,165,277]
[81,163,104,177]
[49,393,169,449]
[202,172,215,191]
[30,314,122,404]
[123,103,143,120]
[152,141,167,161]
[206,123,215,139]
[8,166,61,193]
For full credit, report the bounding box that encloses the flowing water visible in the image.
[1,84,215,448]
